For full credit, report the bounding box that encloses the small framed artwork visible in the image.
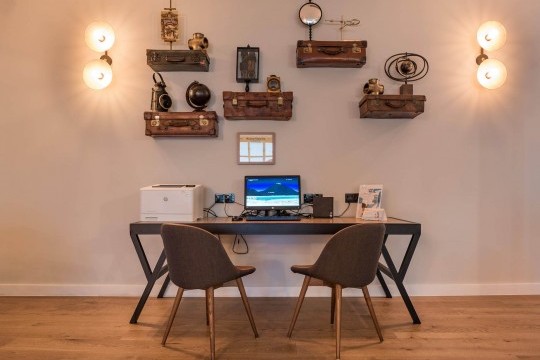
[238,132,275,165]
[236,46,259,83]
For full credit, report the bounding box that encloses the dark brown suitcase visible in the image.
[223,91,293,120]
[144,111,218,137]
[359,94,426,119]
[296,40,367,68]
[146,49,210,72]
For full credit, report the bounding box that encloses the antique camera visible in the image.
[151,72,172,112]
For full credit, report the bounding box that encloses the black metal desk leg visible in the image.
[381,245,421,324]
[157,274,171,298]
[376,268,392,298]
[130,250,167,324]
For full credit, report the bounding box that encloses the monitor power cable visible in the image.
[232,234,249,254]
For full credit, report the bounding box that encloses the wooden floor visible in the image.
[1,295,539,359]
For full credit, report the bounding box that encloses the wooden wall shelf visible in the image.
[359,85,426,119]
[144,111,218,137]
[146,49,210,72]
[296,40,367,68]
[359,95,426,119]
[223,91,293,120]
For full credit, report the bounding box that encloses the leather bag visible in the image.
[146,49,210,72]
[296,40,367,68]
[144,111,218,137]
[223,91,293,120]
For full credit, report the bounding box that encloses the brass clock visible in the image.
[266,75,281,93]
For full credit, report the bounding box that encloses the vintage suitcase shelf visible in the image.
[146,49,210,72]
[144,111,218,137]
[359,94,426,119]
[296,40,367,68]
[223,91,293,120]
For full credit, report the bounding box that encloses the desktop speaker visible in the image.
[313,197,334,218]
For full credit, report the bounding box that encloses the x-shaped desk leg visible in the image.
[129,232,169,324]
[377,233,421,324]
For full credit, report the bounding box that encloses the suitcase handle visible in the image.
[384,100,406,109]
[166,56,186,63]
[317,47,344,56]
[246,100,268,108]
[168,120,200,130]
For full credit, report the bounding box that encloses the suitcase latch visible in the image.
[352,43,361,53]
[151,115,160,127]
[303,43,313,53]
[277,96,283,106]
[232,96,238,106]
[199,115,209,126]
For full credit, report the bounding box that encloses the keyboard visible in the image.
[245,216,301,221]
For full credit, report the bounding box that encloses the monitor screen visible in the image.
[244,175,301,211]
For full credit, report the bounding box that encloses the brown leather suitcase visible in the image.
[359,94,426,119]
[296,40,367,68]
[144,111,218,137]
[146,49,210,72]
[223,91,293,120]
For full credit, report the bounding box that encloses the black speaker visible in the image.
[313,197,334,218]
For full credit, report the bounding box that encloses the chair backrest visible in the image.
[161,224,240,290]
[310,223,385,288]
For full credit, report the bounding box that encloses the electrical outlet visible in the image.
[345,193,359,203]
[304,193,323,204]
[215,193,235,203]
[224,193,235,203]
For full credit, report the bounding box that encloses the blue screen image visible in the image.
[245,176,300,209]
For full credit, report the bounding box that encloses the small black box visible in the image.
[313,197,334,218]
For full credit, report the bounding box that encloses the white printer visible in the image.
[140,184,204,222]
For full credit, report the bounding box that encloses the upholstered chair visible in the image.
[287,223,385,360]
[160,223,258,360]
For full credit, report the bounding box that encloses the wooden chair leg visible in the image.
[335,284,342,360]
[162,287,184,346]
[236,278,259,338]
[362,286,383,342]
[331,285,336,324]
[287,276,311,337]
[206,287,216,360]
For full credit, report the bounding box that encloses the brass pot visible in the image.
[188,33,209,50]
[363,78,384,95]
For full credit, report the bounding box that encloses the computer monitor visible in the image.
[244,175,301,211]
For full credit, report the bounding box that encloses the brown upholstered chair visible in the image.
[160,223,258,360]
[287,223,385,359]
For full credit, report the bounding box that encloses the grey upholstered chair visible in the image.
[287,223,385,360]
[160,223,258,360]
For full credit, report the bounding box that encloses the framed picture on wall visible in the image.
[238,132,275,165]
[236,46,259,83]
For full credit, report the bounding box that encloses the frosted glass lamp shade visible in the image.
[477,58,507,89]
[85,22,115,52]
[477,21,507,51]
[83,59,113,89]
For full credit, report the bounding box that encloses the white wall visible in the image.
[1,0,539,297]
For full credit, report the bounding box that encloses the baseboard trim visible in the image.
[1,282,540,297]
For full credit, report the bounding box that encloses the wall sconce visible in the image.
[475,21,507,89]
[83,21,115,90]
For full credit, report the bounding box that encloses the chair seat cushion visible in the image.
[291,264,313,276]
[236,265,256,277]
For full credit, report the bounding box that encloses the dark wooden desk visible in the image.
[129,217,421,324]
